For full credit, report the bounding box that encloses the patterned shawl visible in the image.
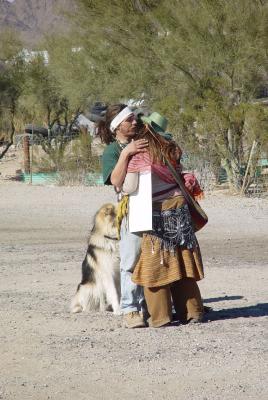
[127,152,204,200]
[127,152,178,184]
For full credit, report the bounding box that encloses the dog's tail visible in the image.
[70,283,93,313]
[70,282,104,313]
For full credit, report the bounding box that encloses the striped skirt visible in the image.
[132,195,204,288]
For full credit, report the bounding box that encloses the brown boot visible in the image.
[123,311,146,328]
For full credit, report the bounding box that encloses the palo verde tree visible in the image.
[62,0,162,104]
[21,55,81,170]
[70,0,268,190]
[0,30,26,159]
[158,0,268,190]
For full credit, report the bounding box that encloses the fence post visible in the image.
[23,135,30,174]
[30,124,34,184]
[241,140,257,195]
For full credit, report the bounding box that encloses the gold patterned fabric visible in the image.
[116,195,129,239]
[132,195,204,288]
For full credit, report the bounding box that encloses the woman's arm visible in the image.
[110,139,148,189]
[122,172,139,194]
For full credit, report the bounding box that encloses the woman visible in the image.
[122,124,205,328]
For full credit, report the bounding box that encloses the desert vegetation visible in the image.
[1,0,268,191]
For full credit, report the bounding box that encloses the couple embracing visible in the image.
[99,104,205,328]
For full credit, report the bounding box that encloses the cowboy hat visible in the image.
[141,112,173,140]
[141,112,168,133]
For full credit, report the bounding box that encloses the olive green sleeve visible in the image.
[102,143,120,185]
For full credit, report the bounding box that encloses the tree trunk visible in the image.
[0,141,13,160]
[221,157,243,191]
[0,112,16,160]
[220,125,244,191]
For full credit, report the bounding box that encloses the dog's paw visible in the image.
[70,304,83,313]
[113,308,122,316]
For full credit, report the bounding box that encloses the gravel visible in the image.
[0,182,267,400]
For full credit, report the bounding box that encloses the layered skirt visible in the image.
[132,195,204,287]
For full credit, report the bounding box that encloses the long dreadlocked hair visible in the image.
[97,104,127,145]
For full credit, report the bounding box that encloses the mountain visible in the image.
[0,0,71,47]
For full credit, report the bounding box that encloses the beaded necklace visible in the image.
[116,139,128,151]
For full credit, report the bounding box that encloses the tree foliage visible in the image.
[2,1,268,190]
[69,0,268,189]
[0,30,26,159]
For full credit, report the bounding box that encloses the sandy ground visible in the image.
[0,182,268,400]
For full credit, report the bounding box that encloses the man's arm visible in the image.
[110,148,130,189]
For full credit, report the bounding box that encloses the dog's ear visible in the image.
[93,204,117,227]
[102,204,117,218]
[91,209,100,232]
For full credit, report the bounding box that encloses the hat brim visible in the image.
[160,132,173,141]
[141,117,165,134]
[141,116,151,125]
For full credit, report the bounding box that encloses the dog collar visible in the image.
[104,235,118,241]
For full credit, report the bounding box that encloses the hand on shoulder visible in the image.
[122,139,148,157]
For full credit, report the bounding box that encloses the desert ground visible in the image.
[0,182,267,400]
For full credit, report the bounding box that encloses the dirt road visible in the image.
[0,183,267,400]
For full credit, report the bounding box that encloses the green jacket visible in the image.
[102,141,123,185]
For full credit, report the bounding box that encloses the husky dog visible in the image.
[71,203,120,314]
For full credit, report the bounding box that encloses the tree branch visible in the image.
[172,63,197,83]
[0,102,16,160]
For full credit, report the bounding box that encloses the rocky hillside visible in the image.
[0,0,71,46]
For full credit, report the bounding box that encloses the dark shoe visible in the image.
[187,315,204,324]
[204,305,212,313]
[141,309,150,326]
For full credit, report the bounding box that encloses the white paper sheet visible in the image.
[128,171,152,233]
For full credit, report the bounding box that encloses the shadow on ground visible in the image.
[205,303,268,321]
[204,295,244,303]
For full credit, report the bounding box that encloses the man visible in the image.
[99,104,148,328]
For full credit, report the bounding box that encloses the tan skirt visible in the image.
[132,196,204,288]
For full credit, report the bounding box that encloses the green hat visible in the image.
[141,112,168,134]
[141,112,173,140]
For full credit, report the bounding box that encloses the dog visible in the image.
[70,203,121,314]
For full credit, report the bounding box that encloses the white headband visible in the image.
[110,107,134,133]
